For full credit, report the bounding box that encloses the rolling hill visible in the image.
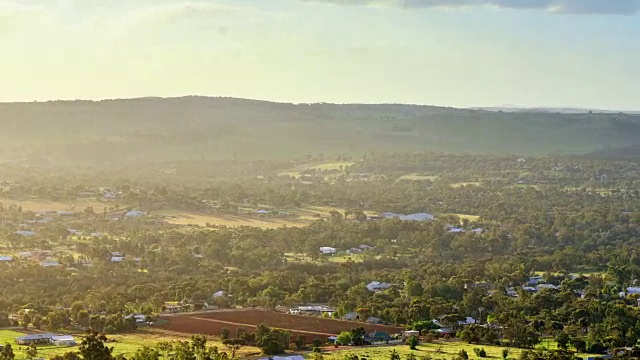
[1,96,640,166]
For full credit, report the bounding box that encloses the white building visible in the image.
[319,246,337,255]
[366,281,391,292]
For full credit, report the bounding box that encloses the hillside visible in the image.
[1,96,640,165]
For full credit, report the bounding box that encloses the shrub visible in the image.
[502,348,510,359]
[473,348,487,358]
[456,349,469,360]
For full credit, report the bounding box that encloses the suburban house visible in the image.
[447,226,465,233]
[212,290,226,298]
[319,247,337,255]
[343,312,360,321]
[366,281,391,292]
[366,331,391,344]
[40,261,61,267]
[51,335,77,346]
[259,355,305,360]
[0,256,12,262]
[289,305,335,316]
[16,230,36,236]
[125,314,148,325]
[16,333,57,345]
[403,330,420,339]
[126,210,146,218]
[381,212,435,221]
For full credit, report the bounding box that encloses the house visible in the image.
[16,230,36,236]
[40,261,61,267]
[366,281,391,292]
[403,330,420,338]
[103,192,119,200]
[256,209,270,215]
[212,290,226,298]
[51,335,77,346]
[359,244,373,250]
[126,210,146,218]
[366,331,391,343]
[381,212,434,221]
[470,228,485,234]
[366,317,383,324]
[290,305,335,316]
[347,248,362,254]
[0,256,12,262]
[319,247,337,255]
[343,312,360,321]
[447,226,465,233]
[536,283,560,291]
[459,317,477,326]
[18,252,33,258]
[259,355,305,360]
[527,275,544,285]
[16,333,56,345]
[110,256,124,263]
[125,314,148,325]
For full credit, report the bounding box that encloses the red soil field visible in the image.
[160,309,404,342]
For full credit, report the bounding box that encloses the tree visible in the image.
[350,327,366,346]
[25,343,38,360]
[31,314,42,330]
[337,332,353,346]
[220,328,230,341]
[130,346,161,360]
[456,349,469,360]
[570,338,587,353]
[79,331,114,360]
[223,338,245,359]
[407,336,419,350]
[556,332,570,350]
[406,353,417,360]
[294,335,306,350]
[502,349,509,359]
[50,352,81,360]
[390,350,401,360]
[21,312,31,329]
[77,310,91,328]
[0,344,15,360]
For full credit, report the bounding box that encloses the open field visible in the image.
[160,310,403,342]
[158,206,374,229]
[443,213,481,222]
[449,182,482,188]
[397,174,439,181]
[320,340,599,360]
[0,328,259,359]
[0,198,107,213]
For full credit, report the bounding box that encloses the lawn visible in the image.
[317,340,599,360]
[0,329,259,359]
[0,198,107,213]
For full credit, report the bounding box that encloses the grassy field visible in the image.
[449,182,482,188]
[0,198,107,213]
[397,174,439,181]
[443,214,481,222]
[0,329,260,359]
[317,340,598,360]
[158,206,374,229]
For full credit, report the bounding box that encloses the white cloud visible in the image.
[303,0,640,15]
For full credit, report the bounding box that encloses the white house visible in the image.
[126,210,146,218]
[51,335,77,346]
[0,256,12,262]
[319,247,337,255]
[366,281,391,292]
[212,290,226,298]
[41,261,60,267]
[16,230,36,236]
[447,227,465,233]
[381,212,434,221]
[110,256,124,263]
[259,356,305,360]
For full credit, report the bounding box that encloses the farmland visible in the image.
[160,310,403,342]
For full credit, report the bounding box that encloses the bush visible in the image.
[474,348,487,358]
[502,349,510,359]
[407,336,419,350]
[456,349,469,360]
[570,338,587,353]
[587,342,607,354]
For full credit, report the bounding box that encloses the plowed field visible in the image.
[160,310,403,342]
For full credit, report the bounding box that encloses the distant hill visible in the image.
[1,96,640,165]
[471,106,640,115]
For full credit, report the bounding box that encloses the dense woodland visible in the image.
[2,151,640,359]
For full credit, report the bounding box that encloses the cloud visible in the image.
[303,0,640,15]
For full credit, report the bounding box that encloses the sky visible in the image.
[1,0,639,110]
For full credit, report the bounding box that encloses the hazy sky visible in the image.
[1,0,639,109]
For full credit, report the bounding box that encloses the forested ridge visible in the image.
[1,97,640,166]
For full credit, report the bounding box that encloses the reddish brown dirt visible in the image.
[159,309,403,342]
